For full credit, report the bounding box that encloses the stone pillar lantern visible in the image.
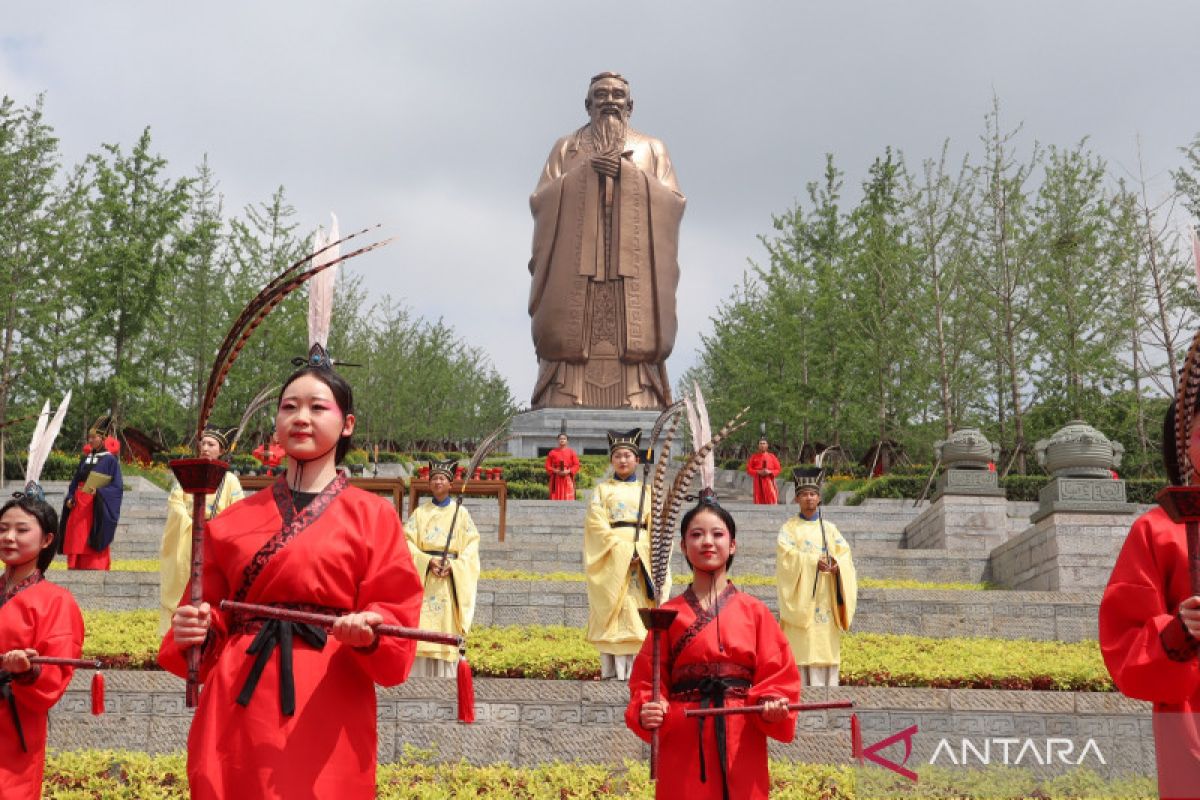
[932,428,1003,498]
[1030,420,1133,522]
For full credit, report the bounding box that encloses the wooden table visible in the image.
[238,475,407,515]
[407,480,508,542]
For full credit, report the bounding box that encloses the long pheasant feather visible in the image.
[229,384,280,453]
[197,232,395,439]
[307,213,340,352]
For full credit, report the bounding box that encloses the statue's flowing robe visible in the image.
[1099,506,1200,797]
[159,474,245,635]
[776,515,857,667]
[0,576,85,800]
[746,452,781,505]
[528,126,685,408]
[625,585,800,799]
[158,474,421,800]
[405,499,480,662]
[583,477,659,655]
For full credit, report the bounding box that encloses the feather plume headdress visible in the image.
[646,386,748,605]
[1170,226,1200,485]
[21,392,72,501]
[302,213,340,369]
[194,222,393,442]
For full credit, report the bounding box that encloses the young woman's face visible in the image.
[683,508,736,573]
[275,374,355,462]
[0,506,52,569]
[197,435,223,460]
[611,447,638,479]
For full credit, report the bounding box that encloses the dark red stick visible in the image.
[684,700,854,718]
[28,656,102,669]
[1189,521,1200,596]
[219,600,462,647]
[186,491,205,708]
[650,627,662,780]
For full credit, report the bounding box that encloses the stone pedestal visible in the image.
[934,467,1005,499]
[903,494,1010,552]
[988,512,1135,591]
[505,408,675,458]
[1029,477,1134,523]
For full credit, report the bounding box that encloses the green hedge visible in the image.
[38,751,1155,799]
[81,611,1112,690]
[3,451,79,482]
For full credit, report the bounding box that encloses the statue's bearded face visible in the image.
[586,77,631,125]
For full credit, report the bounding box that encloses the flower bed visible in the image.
[79,612,1111,690]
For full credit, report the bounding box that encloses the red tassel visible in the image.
[456,655,475,724]
[91,671,105,716]
[850,712,862,761]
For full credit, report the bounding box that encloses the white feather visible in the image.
[307,213,340,350]
[25,391,71,485]
[692,383,715,492]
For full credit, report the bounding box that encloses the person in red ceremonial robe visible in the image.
[1,494,86,800]
[59,417,122,570]
[545,432,581,500]
[745,437,781,505]
[160,364,423,800]
[1099,400,1200,799]
[626,497,800,799]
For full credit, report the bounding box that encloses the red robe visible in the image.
[158,473,422,800]
[745,452,781,505]
[0,574,85,800]
[626,585,800,799]
[545,446,581,501]
[1099,506,1200,799]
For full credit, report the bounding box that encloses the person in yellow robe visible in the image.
[584,428,665,680]
[158,428,244,635]
[776,466,857,687]
[406,459,480,678]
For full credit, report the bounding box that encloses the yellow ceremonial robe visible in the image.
[406,499,480,662]
[158,474,245,635]
[776,514,858,666]
[583,478,667,656]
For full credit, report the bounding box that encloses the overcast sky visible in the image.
[4,2,1199,404]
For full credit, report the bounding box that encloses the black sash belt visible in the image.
[611,521,643,528]
[421,549,457,560]
[0,675,26,752]
[673,675,751,800]
[232,607,337,716]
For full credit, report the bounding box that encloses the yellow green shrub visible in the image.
[41,751,1154,798]
[78,611,1112,690]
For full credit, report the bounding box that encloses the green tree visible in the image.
[72,127,192,431]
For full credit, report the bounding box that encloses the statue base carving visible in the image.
[1029,478,1135,523]
[934,468,1005,500]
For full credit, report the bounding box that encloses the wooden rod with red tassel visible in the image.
[19,656,105,716]
[684,700,854,718]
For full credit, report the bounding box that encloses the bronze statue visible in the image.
[528,72,686,409]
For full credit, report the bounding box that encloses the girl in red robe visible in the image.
[160,364,423,800]
[1099,402,1200,798]
[1,494,86,800]
[545,433,581,500]
[745,438,781,505]
[626,498,800,799]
